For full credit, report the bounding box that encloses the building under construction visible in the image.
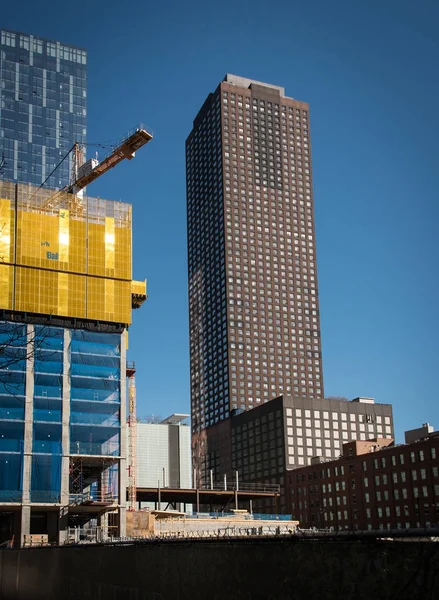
[0,167,148,545]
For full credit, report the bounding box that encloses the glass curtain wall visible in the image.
[0,29,87,189]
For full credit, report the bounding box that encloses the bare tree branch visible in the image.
[0,320,56,395]
[324,396,350,402]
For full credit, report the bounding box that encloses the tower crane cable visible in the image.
[27,144,76,203]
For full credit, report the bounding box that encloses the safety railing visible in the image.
[30,490,61,503]
[199,482,281,494]
[190,512,292,521]
[69,491,117,506]
[66,526,105,544]
[70,441,120,456]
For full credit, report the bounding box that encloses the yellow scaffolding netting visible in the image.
[0,181,135,325]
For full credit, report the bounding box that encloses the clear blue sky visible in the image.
[3,0,438,442]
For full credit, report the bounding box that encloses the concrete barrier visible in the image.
[1,537,438,599]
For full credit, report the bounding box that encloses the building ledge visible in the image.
[132,279,147,309]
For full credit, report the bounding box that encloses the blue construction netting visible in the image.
[1,323,123,502]
[0,322,26,501]
[31,444,62,503]
[70,330,121,456]
[0,447,23,502]
[30,326,64,502]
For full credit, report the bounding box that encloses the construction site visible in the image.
[0,127,151,547]
[0,124,298,547]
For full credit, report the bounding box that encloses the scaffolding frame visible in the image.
[126,362,137,511]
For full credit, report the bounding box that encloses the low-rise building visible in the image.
[136,414,192,510]
[287,425,439,531]
[194,394,394,513]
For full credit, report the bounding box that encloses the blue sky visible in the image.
[3,0,438,441]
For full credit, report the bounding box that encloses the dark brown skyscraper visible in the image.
[186,75,324,438]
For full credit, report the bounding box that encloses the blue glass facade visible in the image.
[0,29,87,188]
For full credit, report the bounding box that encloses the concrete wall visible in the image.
[1,539,438,600]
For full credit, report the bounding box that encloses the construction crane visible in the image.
[41,124,152,211]
[46,125,150,512]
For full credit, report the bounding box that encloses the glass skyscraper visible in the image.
[0,29,87,188]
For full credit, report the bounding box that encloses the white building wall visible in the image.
[135,422,191,489]
[179,426,192,488]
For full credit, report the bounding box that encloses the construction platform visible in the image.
[133,485,281,513]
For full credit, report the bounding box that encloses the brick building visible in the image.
[287,427,439,531]
[187,75,325,483]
